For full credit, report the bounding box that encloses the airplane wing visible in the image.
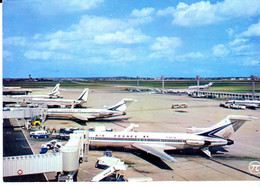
[131,143,177,162]
[71,114,89,121]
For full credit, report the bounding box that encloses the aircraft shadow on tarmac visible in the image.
[89,146,232,171]
[166,146,229,158]
[89,147,173,170]
[46,117,131,125]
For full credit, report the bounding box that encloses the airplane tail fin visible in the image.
[208,82,213,87]
[107,98,136,112]
[198,115,256,139]
[77,88,89,101]
[49,84,60,96]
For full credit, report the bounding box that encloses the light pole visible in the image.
[196,75,200,95]
[250,75,256,100]
[161,75,165,90]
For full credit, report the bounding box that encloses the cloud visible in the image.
[3,50,13,59]
[242,60,259,66]
[4,36,26,46]
[157,6,175,16]
[228,38,249,46]
[32,0,104,15]
[240,20,260,37]
[65,0,104,11]
[212,44,230,57]
[19,14,153,62]
[226,28,235,37]
[94,28,150,44]
[157,0,260,26]
[131,7,154,17]
[176,52,204,61]
[172,1,221,26]
[150,36,182,51]
[24,50,72,60]
[149,36,182,60]
[212,37,256,60]
[110,48,137,62]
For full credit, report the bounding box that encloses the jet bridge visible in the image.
[3,153,63,177]
[3,107,48,122]
[3,130,89,181]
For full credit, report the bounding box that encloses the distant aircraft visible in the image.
[47,98,136,121]
[28,88,89,108]
[225,100,260,109]
[88,115,256,162]
[3,86,34,95]
[188,82,213,90]
[3,84,61,99]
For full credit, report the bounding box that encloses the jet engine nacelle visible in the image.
[186,139,210,146]
[185,127,209,133]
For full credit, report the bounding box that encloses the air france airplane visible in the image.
[30,88,89,108]
[88,115,256,162]
[188,82,213,90]
[3,84,61,100]
[47,98,136,121]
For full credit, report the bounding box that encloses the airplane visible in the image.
[225,100,260,109]
[3,84,61,99]
[88,115,256,162]
[3,86,34,95]
[46,98,136,121]
[28,88,89,108]
[188,82,213,90]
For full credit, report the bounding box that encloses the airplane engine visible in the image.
[186,140,211,146]
[99,112,114,117]
[185,127,209,133]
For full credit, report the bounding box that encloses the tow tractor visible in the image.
[25,119,42,130]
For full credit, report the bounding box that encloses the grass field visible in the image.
[3,79,260,93]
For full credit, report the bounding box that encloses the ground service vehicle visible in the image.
[30,131,49,139]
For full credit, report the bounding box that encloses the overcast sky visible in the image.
[3,0,260,78]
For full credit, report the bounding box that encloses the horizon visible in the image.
[3,0,260,78]
[3,75,259,80]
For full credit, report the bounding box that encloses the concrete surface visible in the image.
[23,87,260,181]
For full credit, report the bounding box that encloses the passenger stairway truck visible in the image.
[3,130,89,182]
[91,156,128,182]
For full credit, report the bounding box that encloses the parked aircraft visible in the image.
[88,115,256,162]
[3,84,61,100]
[47,98,136,121]
[225,100,260,109]
[188,82,213,90]
[29,88,89,108]
[3,86,34,95]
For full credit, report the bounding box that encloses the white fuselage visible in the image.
[47,108,124,119]
[30,98,84,107]
[226,100,260,106]
[88,131,229,150]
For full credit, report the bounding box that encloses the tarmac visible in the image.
[8,86,260,181]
